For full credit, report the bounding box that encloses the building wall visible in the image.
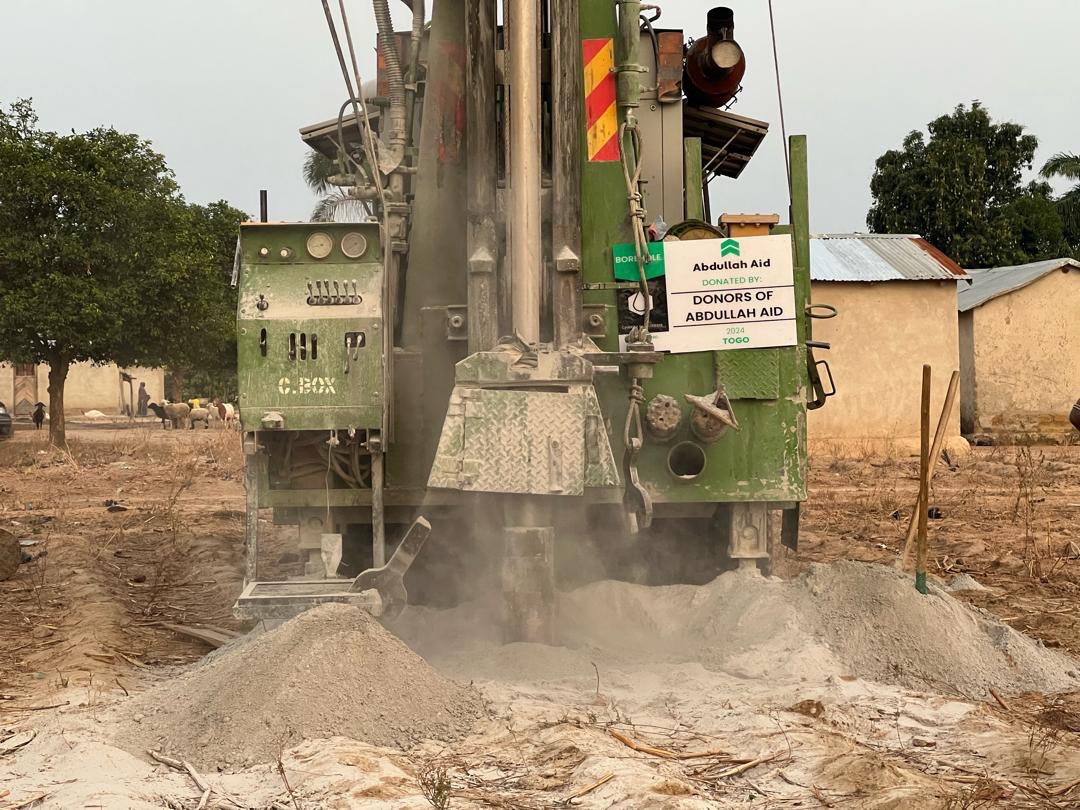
[807,280,965,455]
[1,362,165,415]
[0,365,13,409]
[969,268,1080,435]
[958,311,976,434]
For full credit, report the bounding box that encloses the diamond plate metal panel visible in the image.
[462,389,584,495]
[584,387,620,487]
[463,389,536,492]
[427,393,466,489]
[713,349,780,400]
[428,385,619,495]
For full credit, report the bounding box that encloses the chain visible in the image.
[621,376,652,532]
[622,377,645,451]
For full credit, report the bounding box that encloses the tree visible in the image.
[157,200,248,402]
[0,99,240,447]
[303,149,370,222]
[1039,152,1080,253]
[867,102,1068,267]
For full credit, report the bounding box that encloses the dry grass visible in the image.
[0,428,245,692]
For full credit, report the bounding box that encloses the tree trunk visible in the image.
[170,369,185,402]
[47,357,70,449]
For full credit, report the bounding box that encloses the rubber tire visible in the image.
[0,530,20,582]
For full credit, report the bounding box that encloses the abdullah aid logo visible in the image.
[720,238,740,257]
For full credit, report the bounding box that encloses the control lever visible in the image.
[349,516,432,618]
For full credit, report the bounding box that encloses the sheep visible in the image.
[188,406,211,430]
[210,399,238,429]
[147,401,190,429]
[32,402,45,430]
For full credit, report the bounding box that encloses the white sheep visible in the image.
[188,407,211,430]
[209,400,238,429]
[148,401,190,429]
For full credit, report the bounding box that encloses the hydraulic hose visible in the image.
[373,0,408,167]
[407,0,424,87]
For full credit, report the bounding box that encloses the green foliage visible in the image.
[153,200,248,401]
[0,98,246,441]
[1039,152,1080,252]
[867,102,1069,266]
[303,148,371,222]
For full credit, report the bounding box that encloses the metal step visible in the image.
[233,579,381,620]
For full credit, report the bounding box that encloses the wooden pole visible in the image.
[899,369,960,568]
[915,365,932,594]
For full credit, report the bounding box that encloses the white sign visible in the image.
[651,234,798,353]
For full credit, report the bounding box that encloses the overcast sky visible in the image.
[2,0,1077,232]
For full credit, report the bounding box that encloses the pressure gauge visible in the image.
[340,232,368,259]
[306,232,333,259]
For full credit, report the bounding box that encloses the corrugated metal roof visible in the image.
[810,234,968,282]
[958,258,1080,312]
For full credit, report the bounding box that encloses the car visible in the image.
[0,402,12,439]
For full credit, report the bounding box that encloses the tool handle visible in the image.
[384,516,431,577]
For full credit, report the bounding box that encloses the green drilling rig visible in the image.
[232,0,833,639]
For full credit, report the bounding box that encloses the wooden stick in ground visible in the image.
[1,794,49,809]
[563,772,614,802]
[988,688,1011,712]
[608,728,677,759]
[148,750,211,796]
[915,364,932,594]
[713,751,783,779]
[899,369,960,569]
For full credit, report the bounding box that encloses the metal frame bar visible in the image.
[508,0,543,343]
[550,0,583,347]
[466,0,500,351]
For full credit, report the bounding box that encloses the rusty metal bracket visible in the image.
[806,348,836,411]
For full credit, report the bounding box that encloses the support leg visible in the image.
[501,497,555,644]
[371,448,386,568]
[243,433,261,585]
[729,502,769,572]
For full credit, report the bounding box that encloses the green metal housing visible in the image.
[236,222,384,433]
[580,0,810,507]
[239,0,821,594]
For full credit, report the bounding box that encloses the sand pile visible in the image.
[116,603,484,768]
[395,561,1079,698]
[794,562,1078,695]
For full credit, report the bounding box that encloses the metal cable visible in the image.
[767,0,791,191]
[319,0,388,217]
[337,0,388,206]
[618,121,653,336]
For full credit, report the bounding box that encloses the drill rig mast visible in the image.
[233,0,832,637]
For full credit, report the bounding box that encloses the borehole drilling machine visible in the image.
[232,0,835,638]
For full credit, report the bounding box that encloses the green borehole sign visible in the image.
[612,241,666,281]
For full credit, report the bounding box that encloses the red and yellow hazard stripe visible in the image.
[583,38,619,162]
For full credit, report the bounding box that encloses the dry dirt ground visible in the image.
[1,425,1079,809]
